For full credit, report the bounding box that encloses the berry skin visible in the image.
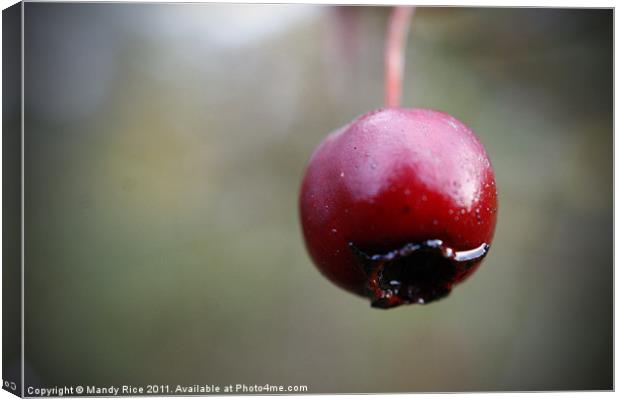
[299,108,498,308]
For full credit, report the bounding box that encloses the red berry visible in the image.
[299,108,498,308]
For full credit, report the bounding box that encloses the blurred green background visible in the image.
[21,4,611,392]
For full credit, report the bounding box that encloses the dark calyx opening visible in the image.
[349,240,489,309]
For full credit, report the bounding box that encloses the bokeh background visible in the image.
[20,4,612,392]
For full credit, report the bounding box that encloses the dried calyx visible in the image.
[349,240,489,309]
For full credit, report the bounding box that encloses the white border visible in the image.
[0,2,616,399]
[11,0,620,7]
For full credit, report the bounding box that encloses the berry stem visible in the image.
[384,6,414,108]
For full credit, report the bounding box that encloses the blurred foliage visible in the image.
[20,4,612,392]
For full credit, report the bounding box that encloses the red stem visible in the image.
[384,6,414,108]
